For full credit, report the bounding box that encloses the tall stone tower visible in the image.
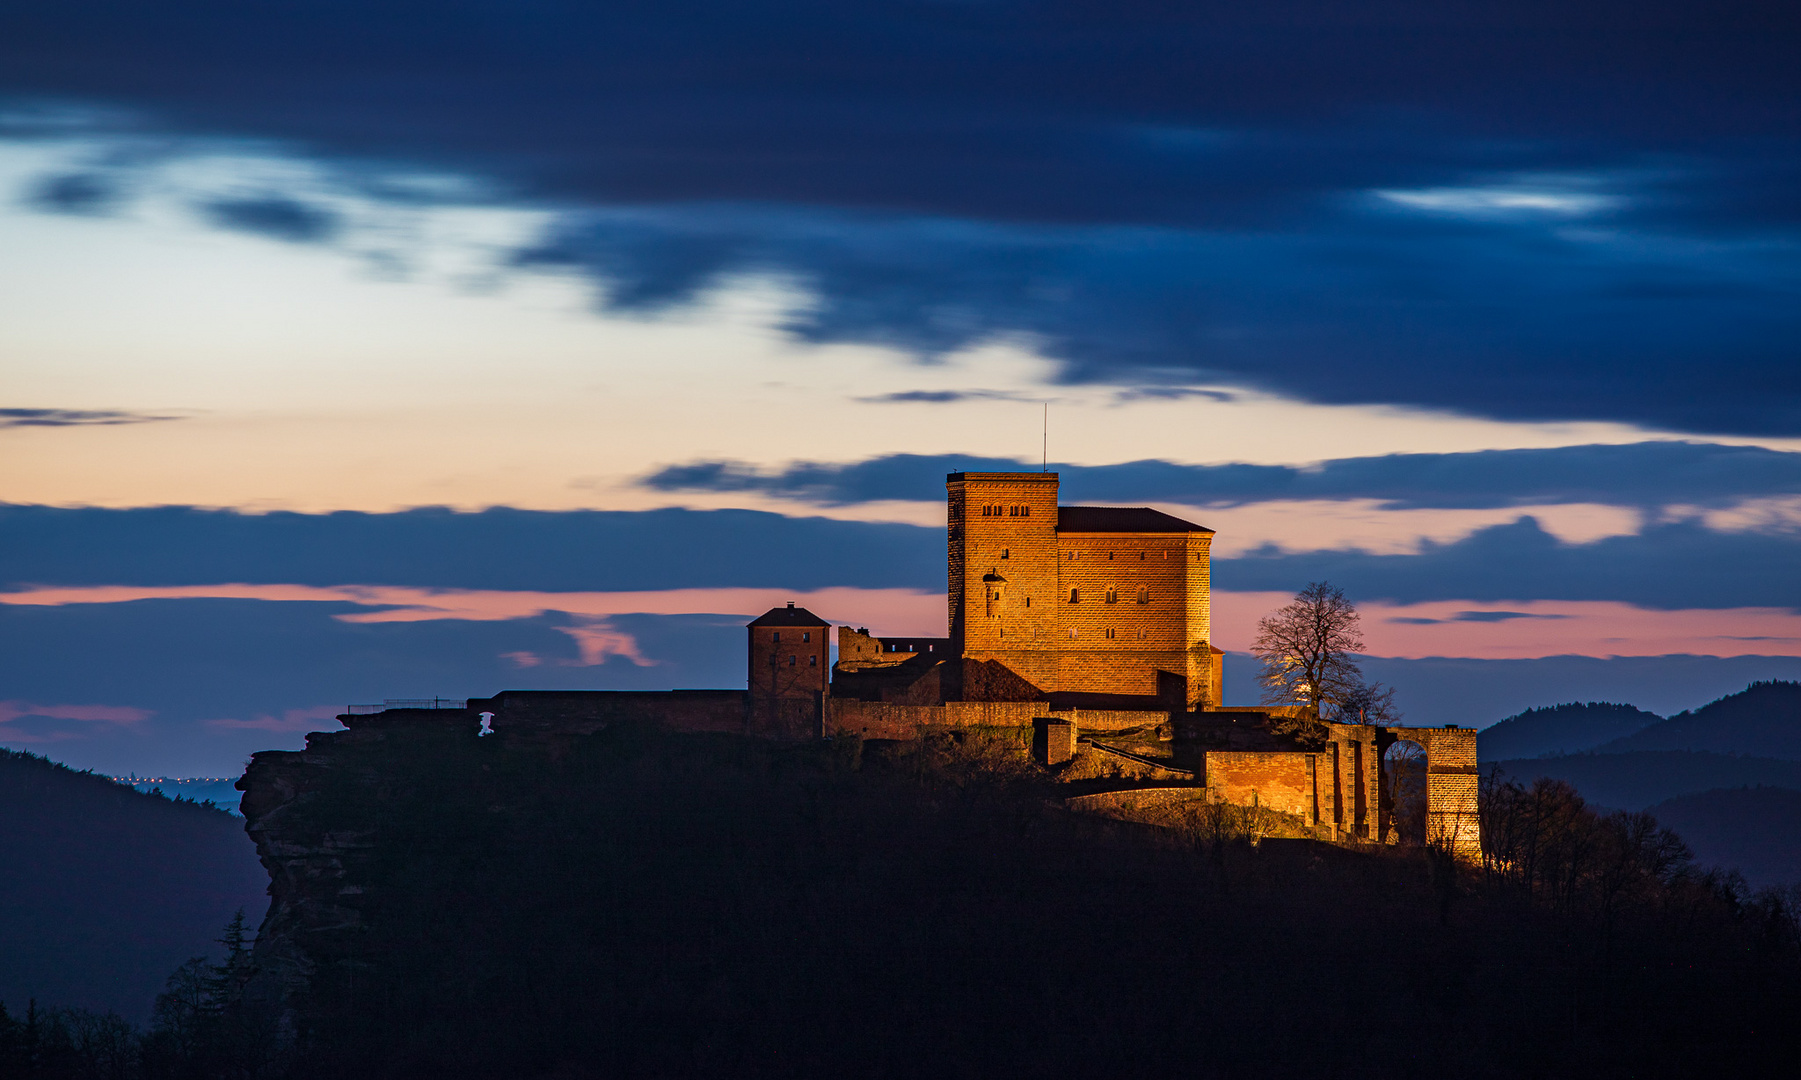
[947,472,1063,693]
[747,603,829,738]
[946,470,1219,710]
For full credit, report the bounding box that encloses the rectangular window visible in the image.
[787,655,795,666]
[809,655,817,666]
[1068,628,1079,639]
[802,631,810,642]
[773,632,780,642]
[1105,628,1115,640]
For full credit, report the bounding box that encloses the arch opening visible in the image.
[1383,739,1427,844]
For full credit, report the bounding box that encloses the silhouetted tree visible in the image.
[1324,679,1401,725]
[1250,581,1367,744]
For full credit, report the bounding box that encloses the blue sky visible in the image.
[3,1,1800,773]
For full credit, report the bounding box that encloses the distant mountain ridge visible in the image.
[1478,701,1663,761]
[0,750,268,1020]
[1488,751,1801,811]
[1595,681,1801,759]
[1646,787,1801,889]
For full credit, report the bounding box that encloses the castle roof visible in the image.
[748,602,830,627]
[1055,506,1214,534]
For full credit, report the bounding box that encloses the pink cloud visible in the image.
[1211,592,1801,660]
[501,650,544,668]
[554,619,656,667]
[0,700,153,726]
[203,705,343,732]
[4,582,1795,662]
[0,583,945,634]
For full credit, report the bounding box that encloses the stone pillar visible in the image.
[1033,717,1076,765]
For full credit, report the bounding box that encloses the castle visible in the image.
[369,471,1477,852]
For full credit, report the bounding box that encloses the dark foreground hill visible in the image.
[1597,680,1801,758]
[0,750,268,1020]
[201,717,1801,1080]
[1646,786,1801,888]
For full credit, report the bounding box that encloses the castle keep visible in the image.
[360,470,1478,853]
[948,472,1221,709]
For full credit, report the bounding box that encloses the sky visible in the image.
[3,1,1801,774]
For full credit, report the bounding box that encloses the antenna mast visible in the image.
[1042,402,1047,472]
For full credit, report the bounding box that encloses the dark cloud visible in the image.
[854,390,1031,404]
[0,2,1797,433]
[640,442,1801,509]
[1218,516,1801,611]
[23,172,121,215]
[4,502,1800,612]
[0,504,940,592]
[200,195,339,243]
[1390,610,1571,625]
[0,408,181,428]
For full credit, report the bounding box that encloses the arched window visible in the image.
[1069,588,1080,603]
[1105,588,1117,604]
[1136,587,1149,604]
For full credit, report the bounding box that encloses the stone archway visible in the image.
[1383,739,1427,844]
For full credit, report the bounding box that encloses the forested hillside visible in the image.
[1477,701,1663,760]
[0,750,268,1020]
[1597,681,1801,758]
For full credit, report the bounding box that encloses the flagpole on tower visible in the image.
[1042,401,1048,472]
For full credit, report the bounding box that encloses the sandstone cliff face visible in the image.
[235,712,473,1015]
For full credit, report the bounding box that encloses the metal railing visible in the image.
[345,697,468,715]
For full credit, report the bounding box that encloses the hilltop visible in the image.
[211,715,1801,1079]
[0,750,268,1020]
[1596,681,1801,758]
[1477,701,1663,761]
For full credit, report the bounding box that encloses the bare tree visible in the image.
[1250,581,1366,744]
[1325,679,1401,725]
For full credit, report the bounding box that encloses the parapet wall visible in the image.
[469,690,748,737]
[826,698,1170,740]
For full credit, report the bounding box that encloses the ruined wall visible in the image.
[1407,726,1481,857]
[1315,723,1480,854]
[469,690,748,737]
[826,698,1173,740]
[1202,751,1319,824]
